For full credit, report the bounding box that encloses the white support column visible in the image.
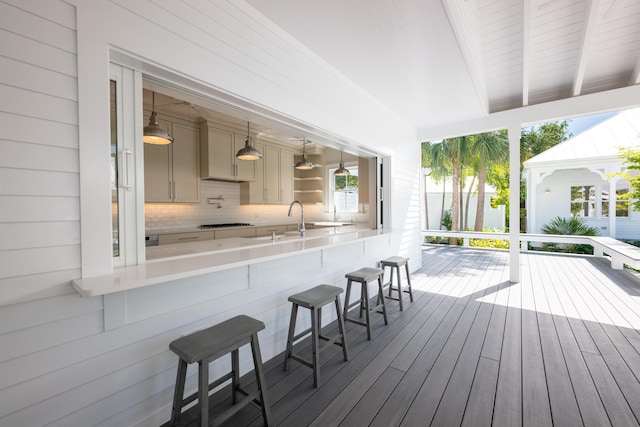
[609,178,617,238]
[508,123,521,283]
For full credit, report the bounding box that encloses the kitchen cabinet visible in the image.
[240,143,294,204]
[214,227,256,239]
[199,121,255,182]
[158,231,214,245]
[144,115,200,203]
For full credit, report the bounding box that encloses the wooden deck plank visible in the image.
[167,247,640,427]
[583,352,640,427]
[337,367,404,427]
[399,252,500,426]
[531,254,611,427]
[520,255,553,427]
[528,253,583,427]
[460,356,500,427]
[492,262,522,427]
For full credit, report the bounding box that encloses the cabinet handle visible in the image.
[121,149,133,190]
[168,181,172,199]
[172,181,176,200]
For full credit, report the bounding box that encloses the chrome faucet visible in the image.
[288,200,306,237]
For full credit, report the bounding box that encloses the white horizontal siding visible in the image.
[0,245,81,278]
[0,270,79,306]
[0,112,78,149]
[0,140,79,172]
[0,1,76,52]
[0,196,79,222]
[0,85,78,125]
[0,221,80,251]
[0,56,78,101]
[0,29,77,77]
[0,169,79,197]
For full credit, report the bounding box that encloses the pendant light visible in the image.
[294,139,314,170]
[334,151,350,176]
[143,92,173,145]
[236,121,263,160]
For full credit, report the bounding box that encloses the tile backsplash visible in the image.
[145,180,370,232]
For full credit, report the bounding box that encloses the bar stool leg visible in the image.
[378,275,388,325]
[250,333,273,426]
[284,303,298,371]
[362,281,372,340]
[343,280,353,322]
[231,349,239,404]
[405,262,414,302]
[311,306,320,387]
[170,359,187,425]
[198,359,209,427]
[334,296,349,361]
[395,265,404,311]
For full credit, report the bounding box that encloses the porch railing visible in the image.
[421,230,640,270]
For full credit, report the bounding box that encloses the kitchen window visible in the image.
[330,166,359,213]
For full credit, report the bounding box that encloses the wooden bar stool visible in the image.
[380,256,414,311]
[343,267,388,340]
[168,315,272,426]
[283,284,349,387]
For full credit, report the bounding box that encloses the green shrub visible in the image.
[540,216,598,254]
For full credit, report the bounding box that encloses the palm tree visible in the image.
[471,131,509,231]
[445,135,473,243]
[422,141,451,229]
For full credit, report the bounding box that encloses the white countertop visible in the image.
[73,227,387,297]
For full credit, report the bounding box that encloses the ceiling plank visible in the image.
[522,0,531,106]
[572,0,599,97]
[442,0,489,114]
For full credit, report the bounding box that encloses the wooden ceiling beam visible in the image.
[630,56,640,85]
[572,0,598,97]
[522,0,531,106]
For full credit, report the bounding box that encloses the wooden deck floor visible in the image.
[174,246,640,426]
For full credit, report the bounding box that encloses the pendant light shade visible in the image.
[294,139,314,170]
[334,151,350,176]
[236,121,263,160]
[143,92,173,145]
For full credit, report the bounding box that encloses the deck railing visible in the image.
[421,230,640,270]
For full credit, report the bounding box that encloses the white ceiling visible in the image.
[246,0,640,133]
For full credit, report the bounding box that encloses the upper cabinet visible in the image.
[144,113,200,203]
[199,120,255,182]
[240,143,294,204]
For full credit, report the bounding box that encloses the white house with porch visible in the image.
[523,108,640,240]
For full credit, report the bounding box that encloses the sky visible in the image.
[566,111,617,137]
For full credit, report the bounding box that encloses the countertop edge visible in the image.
[73,229,390,297]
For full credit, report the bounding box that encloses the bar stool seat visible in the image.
[380,256,414,311]
[284,284,348,388]
[169,315,272,426]
[343,267,388,340]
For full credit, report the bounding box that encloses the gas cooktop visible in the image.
[199,223,253,229]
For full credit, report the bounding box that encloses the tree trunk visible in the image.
[424,174,429,229]
[450,157,460,245]
[474,167,487,231]
[439,180,446,230]
[465,175,476,231]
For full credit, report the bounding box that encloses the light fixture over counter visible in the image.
[236,121,263,160]
[143,91,174,145]
[294,139,314,170]
[334,151,350,176]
